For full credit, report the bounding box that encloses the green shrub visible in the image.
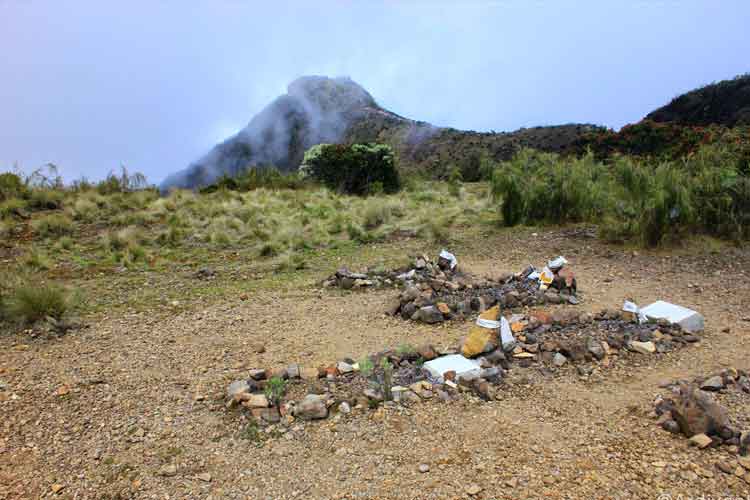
[258,241,281,257]
[361,200,393,229]
[0,173,27,201]
[300,143,400,196]
[56,236,74,251]
[0,198,28,218]
[447,166,463,198]
[491,145,750,247]
[264,377,287,407]
[28,189,64,210]
[32,214,74,237]
[3,283,68,324]
[491,167,525,227]
[155,226,184,247]
[275,252,307,271]
[101,227,146,251]
[23,249,52,270]
[346,221,380,244]
[200,167,307,193]
[71,198,98,221]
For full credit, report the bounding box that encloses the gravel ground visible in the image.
[2,228,750,499]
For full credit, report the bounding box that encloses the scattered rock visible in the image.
[661,419,681,434]
[159,464,178,477]
[227,380,251,400]
[670,385,730,437]
[241,394,270,408]
[552,352,567,367]
[416,344,438,361]
[716,461,735,474]
[196,472,212,482]
[466,484,482,496]
[286,364,300,379]
[586,336,605,361]
[337,361,354,374]
[294,395,328,420]
[301,367,322,380]
[700,376,724,392]
[412,306,444,324]
[418,463,430,473]
[689,433,714,449]
[630,341,656,354]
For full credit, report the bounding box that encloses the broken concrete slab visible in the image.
[423,354,481,382]
[640,300,704,333]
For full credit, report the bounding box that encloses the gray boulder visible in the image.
[412,306,444,324]
[294,394,329,420]
[671,384,731,437]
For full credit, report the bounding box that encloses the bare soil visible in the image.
[2,228,750,499]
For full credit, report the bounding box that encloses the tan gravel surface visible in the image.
[2,229,750,499]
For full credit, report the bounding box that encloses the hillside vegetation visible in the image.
[161,75,599,191]
[646,73,750,127]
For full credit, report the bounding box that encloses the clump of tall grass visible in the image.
[22,249,52,270]
[346,221,380,244]
[71,197,99,221]
[100,226,150,266]
[155,226,184,247]
[55,236,75,251]
[101,226,148,251]
[491,149,607,226]
[275,251,308,272]
[491,146,750,247]
[0,198,28,218]
[361,199,395,229]
[2,282,70,324]
[28,189,64,210]
[32,213,74,238]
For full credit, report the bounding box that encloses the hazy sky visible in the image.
[1,1,748,184]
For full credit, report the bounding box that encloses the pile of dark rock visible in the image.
[393,259,580,324]
[321,252,469,291]
[653,371,750,454]
[458,307,699,370]
[323,253,580,324]
[225,305,703,429]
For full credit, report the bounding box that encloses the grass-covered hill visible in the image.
[646,73,750,127]
[160,76,600,191]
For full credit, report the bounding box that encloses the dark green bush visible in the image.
[300,143,400,196]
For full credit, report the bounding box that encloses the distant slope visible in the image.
[646,73,750,127]
[161,76,600,191]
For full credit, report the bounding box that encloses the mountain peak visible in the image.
[159,76,595,191]
[286,75,377,112]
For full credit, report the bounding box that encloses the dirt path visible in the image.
[2,230,750,499]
